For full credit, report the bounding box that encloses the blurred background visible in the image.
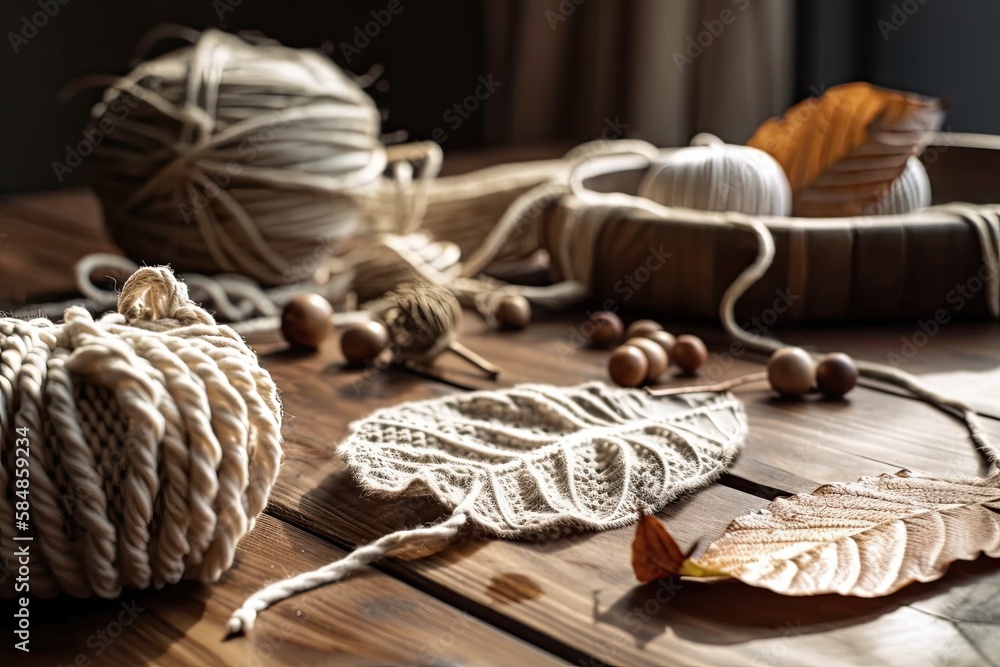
[1,0,997,194]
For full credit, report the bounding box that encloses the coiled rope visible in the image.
[0,267,282,599]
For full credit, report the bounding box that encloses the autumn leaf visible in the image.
[747,82,945,217]
[632,470,1000,597]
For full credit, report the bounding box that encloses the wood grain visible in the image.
[0,514,561,667]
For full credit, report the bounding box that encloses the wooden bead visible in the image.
[625,319,662,339]
[625,337,668,382]
[281,293,333,349]
[767,346,816,397]
[608,345,649,388]
[494,294,531,330]
[642,330,676,356]
[671,334,708,374]
[340,321,389,363]
[587,311,624,347]
[816,352,858,398]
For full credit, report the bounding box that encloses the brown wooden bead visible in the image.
[340,321,390,363]
[767,346,816,397]
[586,311,624,347]
[816,352,858,398]
[671,334,708,374]
[281,293,333,349]
[494,294,531,330]
[625,319,662,339]
[625,337,668,382]
[608,345,649,388]
[643,329,676,356]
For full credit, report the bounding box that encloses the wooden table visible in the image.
[1,183,999,666]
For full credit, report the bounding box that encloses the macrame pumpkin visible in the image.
[638,137,792,216]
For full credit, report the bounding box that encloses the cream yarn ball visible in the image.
[639,134,792,216]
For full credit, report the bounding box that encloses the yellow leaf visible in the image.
[748,82,945,217]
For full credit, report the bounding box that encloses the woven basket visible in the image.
[538,133,1000,322]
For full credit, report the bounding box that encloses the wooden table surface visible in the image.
[1,178,999,666]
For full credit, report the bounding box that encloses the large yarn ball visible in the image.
[88,29,385,286]
[639,141,792,216]
[0,267,282,599]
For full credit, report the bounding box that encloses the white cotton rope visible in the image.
[227,480,483,637]
[0,267,282,600]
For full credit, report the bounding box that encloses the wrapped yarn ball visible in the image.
[639,142,792,216]
[87,29,386,285]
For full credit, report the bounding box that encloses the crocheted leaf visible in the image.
[747,82,944,217]
[633,470,1000,596]
[339,383,747,538]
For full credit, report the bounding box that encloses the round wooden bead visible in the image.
[643,329,676,356]
[671,334,708,373]
[767,347,816,397]
[625,319,662,339]
[608,345,649,388]
[340,321,390,363]
[280,293,333,349]
[494,294,531,330]
[625,337,668,382]
[587,311,624,347]
[816,352,858,398]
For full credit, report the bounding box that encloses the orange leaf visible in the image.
[631,514,691,583]
[747,82,944,217]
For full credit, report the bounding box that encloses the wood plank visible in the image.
[0,514,562,667]
[253,316,999,666]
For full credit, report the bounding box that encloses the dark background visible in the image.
[1,0,998,194]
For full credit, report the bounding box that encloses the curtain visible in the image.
[483,0,795,147]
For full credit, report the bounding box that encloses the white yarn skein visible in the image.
[639,137,792,216]
[874,156,932,215]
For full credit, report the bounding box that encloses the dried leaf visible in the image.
[633,470,1000,597]
[747,82,945,217]
[632,514,692,583]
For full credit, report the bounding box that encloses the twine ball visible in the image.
[0,267,282,599]
[639,137,792,216]
[88,29,386,286]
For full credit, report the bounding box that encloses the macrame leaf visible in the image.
[747,82,945,217]
[632,470,1000,596]
[339,383,747,538]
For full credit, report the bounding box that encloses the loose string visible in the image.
[226,480,483,637]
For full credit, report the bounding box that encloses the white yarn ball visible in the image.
[874,156,931,215]
[639,140,792,216]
